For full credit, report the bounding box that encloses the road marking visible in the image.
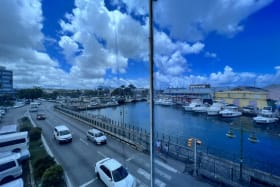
[80,138,89,146]
[97,151,107,158]
[135,177,149,187]
[126,156,134,162]
[79,177,97,187]
[155,168,172,180]
[155,178,166,187]
[137,168,150,180]
[155,159,178,173]
[137,168,166,187]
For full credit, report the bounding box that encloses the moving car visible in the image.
[95,158,136,187]
[53,126,72,144]
[36,113,46,120]
[86,128,107,145]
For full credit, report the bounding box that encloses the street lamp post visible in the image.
[239,122,243,182]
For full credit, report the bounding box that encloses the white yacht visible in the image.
[207,100,225,116]
[219,105,242,118]
[193,103,210,113]
[253,106,278,124]
[253,115,278,124]
[155,98,174,106]
[183,99,202,111]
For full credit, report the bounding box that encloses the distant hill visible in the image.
[264,84,280,100]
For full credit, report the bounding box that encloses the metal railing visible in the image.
[54,105,280,187]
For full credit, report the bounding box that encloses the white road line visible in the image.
[155,179,166,187]
[137,168,150,180]
[137,168,166,187]
[126,156,134,162]
[155,168,172,181]
[79,177,97,187]
[155,159,178,173]
[97,151,107,158]
[80,138,89,146]
[135,177,149,187]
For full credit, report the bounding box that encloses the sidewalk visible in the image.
[155,152,215,187]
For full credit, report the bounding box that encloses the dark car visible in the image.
[36,113,46,120]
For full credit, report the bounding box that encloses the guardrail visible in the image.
[54,105,280,187]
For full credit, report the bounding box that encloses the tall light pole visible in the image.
[239,121,243,182]
[149,0,156,186]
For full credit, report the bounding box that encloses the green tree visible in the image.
[41,164,65,187]
[17,87,43,99]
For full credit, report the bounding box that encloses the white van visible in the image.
[0,153,22,185]
[53,125,72,144]
[86,128,107,145]
[0,132,30,161]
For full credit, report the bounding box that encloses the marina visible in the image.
[85,101,280,175]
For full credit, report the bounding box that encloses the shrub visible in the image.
[29,127,42,141]
[33,155,55,180]
[41,164,65,187]
[19,117,32,132]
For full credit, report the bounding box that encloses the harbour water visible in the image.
[87,102,280,175]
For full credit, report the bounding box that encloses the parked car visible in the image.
[36,113,46,120]
[95,158,136,187]
[1,178,23,187]
[53,125,72,144]
[86,128,107,145]
[0,153,22,185]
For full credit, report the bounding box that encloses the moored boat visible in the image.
[219,105,242,118]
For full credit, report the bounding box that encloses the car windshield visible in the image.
[112,166,128,182]
[59,130,70,136]
[96,132,104,137]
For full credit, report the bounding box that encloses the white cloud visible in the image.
[155,65,280,88]
[59,0,148,80]
[120,0,273,41]
[205,52,217,58]
[154,0,273,41]
[0,0,69,88]
[0,0,277,90]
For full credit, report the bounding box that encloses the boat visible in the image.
[183,99,202,111]
[207,100,225,116]
[253,106,278,124]
[155,98,174,106]
[193,103,210,113]
[219,105,242,118]
[242,105,258,117]
[253,114,278,124]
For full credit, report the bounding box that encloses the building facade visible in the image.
[0,66,14,96]
[214,87,268,109]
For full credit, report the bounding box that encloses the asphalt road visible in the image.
[4,102,213,187]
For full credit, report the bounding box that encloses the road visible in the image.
[4,102,214,187]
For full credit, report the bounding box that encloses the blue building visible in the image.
[0,66,14,96]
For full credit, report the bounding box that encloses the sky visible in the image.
[0,0,279,89]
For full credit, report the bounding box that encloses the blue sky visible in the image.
[0,0,279,89]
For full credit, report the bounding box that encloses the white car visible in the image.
[86,128,107,145]
[0,153,22,185]
[95,158,136,187]
[53,125,72,144]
